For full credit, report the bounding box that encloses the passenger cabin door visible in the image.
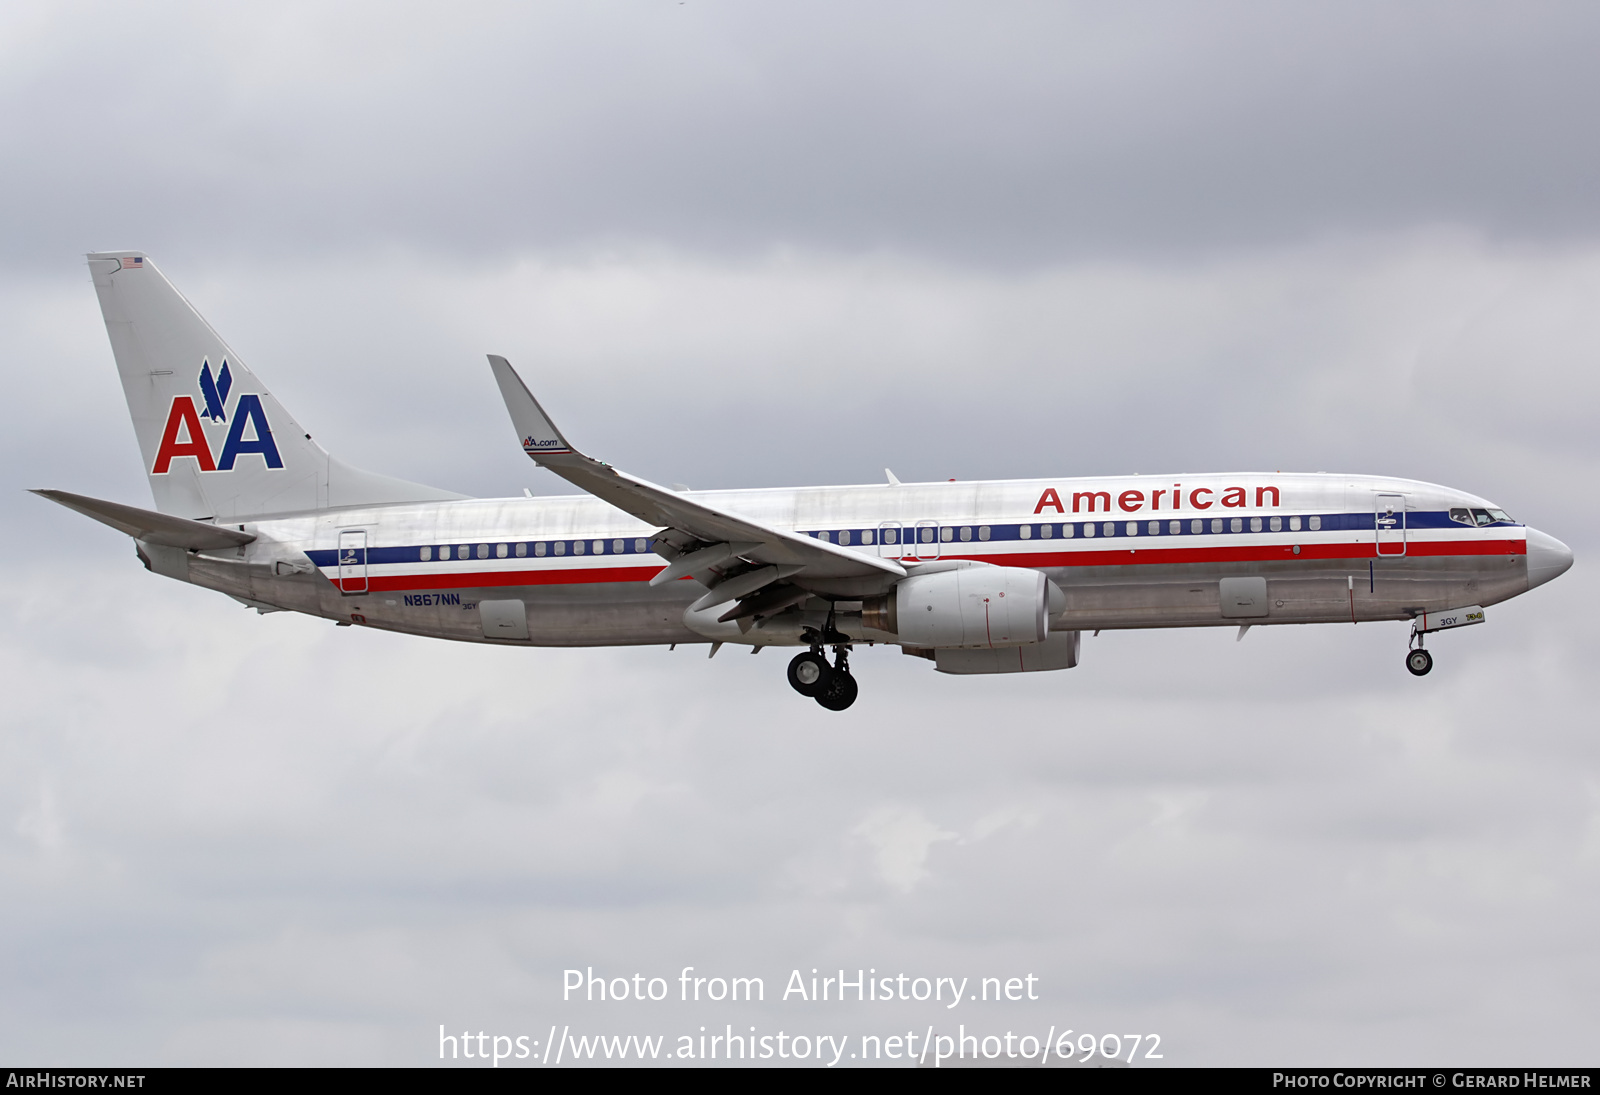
[1375,494,1406,556]
[338,530,368,594]
[878,521,904,559]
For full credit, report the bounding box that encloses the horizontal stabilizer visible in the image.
[31,489,255,550]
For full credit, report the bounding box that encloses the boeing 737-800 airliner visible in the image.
[35,253,1574,711]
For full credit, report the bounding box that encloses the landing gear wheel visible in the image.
[788,651,830,696]
[1406,648,1433,677]
[815,669,859,711]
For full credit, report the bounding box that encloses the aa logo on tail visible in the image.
[152,360,284,474]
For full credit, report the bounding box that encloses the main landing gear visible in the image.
[788,619,859,711]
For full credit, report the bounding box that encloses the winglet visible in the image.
[487,355,578,461]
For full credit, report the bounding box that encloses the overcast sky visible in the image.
[2,1,1598,1067]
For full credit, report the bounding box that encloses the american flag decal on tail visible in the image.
[120,257,144,269]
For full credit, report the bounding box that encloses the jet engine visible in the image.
[865,564,1061,649]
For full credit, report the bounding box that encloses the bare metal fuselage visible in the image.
[159,471,1535,650]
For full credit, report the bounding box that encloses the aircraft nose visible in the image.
[1525,527,1574,591]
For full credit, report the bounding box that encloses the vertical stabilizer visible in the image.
[88,252,464,518]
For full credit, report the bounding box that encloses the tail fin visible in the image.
[88,252,464,518]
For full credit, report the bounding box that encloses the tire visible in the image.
[788,651,830,696]
[815,670,859,711]
[1406,649,1433,677]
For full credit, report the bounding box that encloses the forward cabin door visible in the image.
[338,530,368,594]
[1375,494,1406,556]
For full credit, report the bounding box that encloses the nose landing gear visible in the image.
[1406,624,1433,677]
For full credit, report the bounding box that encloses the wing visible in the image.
[487,356,904,610]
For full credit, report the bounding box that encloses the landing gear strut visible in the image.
[815,645,858,711]
[788,614,859,711]
[1406,627,1433,677]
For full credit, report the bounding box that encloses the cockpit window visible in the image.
[1488,509,1513,524]
[1471,508,1493,526]
[1449,508,1474,526]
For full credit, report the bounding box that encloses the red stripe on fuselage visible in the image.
[363,565,664,592]
[348,537,1523,592]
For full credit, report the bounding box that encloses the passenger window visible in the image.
[1289,516,1301,531]
[1169,520,1180,535]
[635,538,647,552]
[959,527,972,542]
[573,541,585,555]
[420,546,431,562]
[1309,516,1322,531]
[613,539,625,553]
[1148,521,1160,535]
[496,543,508,558]
[592,540,604,554]
[1269,517,1281,532]
[978,526,991,541]
[883,528,898,545]
[516,543,527,557]
[1103,522,1115,537]
[1191,519,1203,534]
[554,542,566,556]
[1230,518,1242,533]
[1250,517,1262,532]
[941,527,953,542]
[1083,523,1095,538]
[839,530,852,546]
[535,542,547,557]
[818,530,831,542]
[1060,524,1072,538]
[476,544,489,559]
[1019,525,1031,540]
[1471,508,1492,526]
[1126,522,1138,536]
[919,527,934,543]
[1041,524,1053,539]
[1211,519,1223,534]
[862,529,874,545]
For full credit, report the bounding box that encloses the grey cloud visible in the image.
[3,0,1598,1069]
[5,2,1600,270]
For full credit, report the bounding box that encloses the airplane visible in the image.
[34,252,1574,712]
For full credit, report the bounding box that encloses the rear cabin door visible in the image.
[338,530,368,594]
[1375,494,1406,556]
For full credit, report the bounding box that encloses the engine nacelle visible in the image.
[888,565,1054,649]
